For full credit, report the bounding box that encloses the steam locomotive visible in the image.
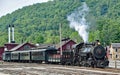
[3,41,109,68]
[61,42,109,68]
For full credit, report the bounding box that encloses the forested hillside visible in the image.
[86,0,120,45]
[0,0,120,46]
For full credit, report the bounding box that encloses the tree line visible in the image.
[0,0,120,46]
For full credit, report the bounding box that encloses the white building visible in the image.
[109,43,120,60]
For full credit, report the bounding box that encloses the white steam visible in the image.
[67,2,89,43]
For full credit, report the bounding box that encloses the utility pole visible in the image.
[59,23,62,56]
[8,25,11,43]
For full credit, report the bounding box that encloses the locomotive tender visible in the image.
[3,41,109,68]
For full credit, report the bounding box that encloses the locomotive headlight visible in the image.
[97,49,102,54]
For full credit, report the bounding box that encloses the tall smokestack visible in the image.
[11,24,15,43]
[8,25,11,43]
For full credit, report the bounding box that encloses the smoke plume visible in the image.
[67,2,89,43]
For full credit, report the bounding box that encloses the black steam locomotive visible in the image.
[61,42,109,68]
[3,41,109,68]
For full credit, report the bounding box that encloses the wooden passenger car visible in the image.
[11,51,19,61]
[2,51,11,62]
[31,49,46,63]
[3,47,59,63]
[19,51,30,62]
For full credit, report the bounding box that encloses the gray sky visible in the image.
[0,0,50,17]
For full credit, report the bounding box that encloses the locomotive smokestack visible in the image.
[8,25,11,43]
[11,24,15,43]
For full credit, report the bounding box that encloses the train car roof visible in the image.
[11,47,57,53]
[46,47,57,50]
[11,49,46,53]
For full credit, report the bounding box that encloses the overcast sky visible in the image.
[0,0,50,17]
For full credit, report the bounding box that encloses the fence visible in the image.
[109,60,120,68]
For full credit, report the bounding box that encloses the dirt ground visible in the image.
[0,61,119,75]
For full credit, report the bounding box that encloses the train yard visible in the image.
[1,42,115,75]
[0,62,120,75]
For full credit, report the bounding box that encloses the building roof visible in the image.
[56,39,76,49]
[36,44,55,49]
[4,43,19,50]
[111,43,120,48]
[10,43,26,51]
[10,42,35,51]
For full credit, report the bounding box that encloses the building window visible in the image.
[116,48,118,52]
[116,55,118,58]
[110,54,112,58]
[24,45,30,50]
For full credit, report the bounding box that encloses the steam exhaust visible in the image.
[67,2,89,43]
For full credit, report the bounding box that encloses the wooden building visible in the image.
[0,42,36,60]
[36,39,76,51]
[56,39,76,51]
[10,42,36,51]
[0,43,19,60]
[0,47,5,60]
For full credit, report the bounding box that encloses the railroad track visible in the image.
[0,62,120,75]
[51,66,120,75]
